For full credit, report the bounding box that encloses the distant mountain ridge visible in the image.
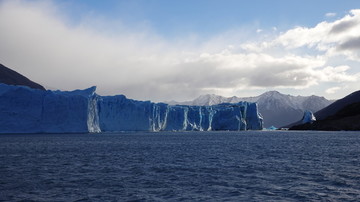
[167,91,333,128]
[0,63,45,90]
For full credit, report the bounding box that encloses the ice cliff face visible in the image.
[87,89,101,133]
[98,97,263,131]
[0,83,97,133]
[0,84,263,133]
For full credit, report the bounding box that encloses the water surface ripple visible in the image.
[0,131,360,201]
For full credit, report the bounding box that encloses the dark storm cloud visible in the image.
[338,37,360,50]
[330,20,358,34]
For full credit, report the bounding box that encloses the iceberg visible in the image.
[0,83,263,133]
[301,110,316,124]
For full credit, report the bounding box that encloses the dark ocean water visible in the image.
[0,131,360,201]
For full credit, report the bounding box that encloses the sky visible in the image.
[0,0,360,102]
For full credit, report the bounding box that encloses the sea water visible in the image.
[0,131,359,201]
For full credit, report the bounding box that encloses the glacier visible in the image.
[0,83,263,133]
[0,83,96,133]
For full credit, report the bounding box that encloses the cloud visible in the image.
[0,0,176,99]
[271,9,360,52]
[330,19,358,34]
[318,66,357,82]
[0,1,359,101]
[326,86,341,94]
[337,36,360,50]
[272,23,330,49]
[325,12,337,17]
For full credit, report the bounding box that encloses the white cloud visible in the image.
[317,66,357,82]
[326,86,341,94]
[271,9,360,55]
[325,12,337,17]
[0,1,359,101]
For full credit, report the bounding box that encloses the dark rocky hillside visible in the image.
[0,63,45,90]
[290,101,360,131]
[315,90,360,120]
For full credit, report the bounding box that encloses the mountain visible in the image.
[167,91,333,128]
[0,63,45,90]
[314,90,360,120]
[290,90,360,131]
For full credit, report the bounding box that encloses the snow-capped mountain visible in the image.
[167,91,333,128]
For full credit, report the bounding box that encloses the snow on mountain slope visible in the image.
[167,91,333,128]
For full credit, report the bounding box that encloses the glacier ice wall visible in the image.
[0,83,263,133]
[0,84,99,133]
[98,96,263,132]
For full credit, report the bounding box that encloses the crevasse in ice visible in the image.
[0,84,263,133]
